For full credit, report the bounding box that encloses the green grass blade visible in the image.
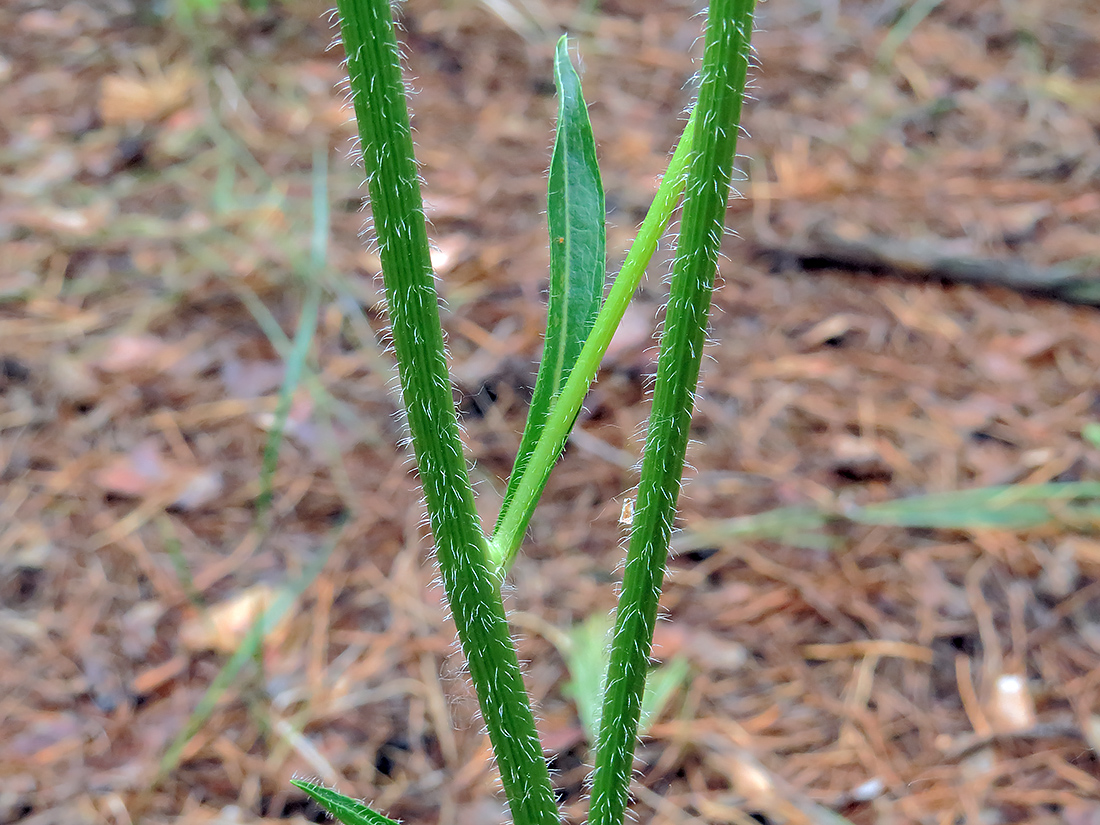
[676,482,1100,552]
[854,481,1100,529]
[332,3,559,825]
[1082,422,1100,448]
[157,525,340,779]
[155,514,204,607]
[488,107,699,574]
[292,780,400,825]
[497,34,605,535]
[875,0,945,69]
[673,505,830,552]
[256,146,328,517]
[589,4,756,825]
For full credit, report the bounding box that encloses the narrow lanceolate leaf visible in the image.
[489,107,699,576]
[292,780,399,825]
[332,3,559,825]
[497,34,605,534]
[589,4,756,825]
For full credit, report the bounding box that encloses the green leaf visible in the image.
[563,614,610,742]
[497,34,605,533]
[488,109,699,574]
[854,481,1100,530]
[677,482,1100,553]
[292,780,399,825]
[639,655,690,733]
[1082,422,1100,449]
[562,614,691,744]
[674,505,829,552]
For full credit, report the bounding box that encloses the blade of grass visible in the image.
[156,523,340,780]
[176,129,370,504]
[855,481,1100,529]
[875,0,945,69]
[676,481,1100,551]
[332,3,559,824]
[497,34,605,535]
[673,505,831,552]
[230,281,365,505]
[155,513,204,607]
[589,5,756,825]
[488,107,699,574]
[256,145,328,518]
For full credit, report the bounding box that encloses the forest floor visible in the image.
[3,0,1100,823]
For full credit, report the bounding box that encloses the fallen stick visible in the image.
[757,222,1100,306]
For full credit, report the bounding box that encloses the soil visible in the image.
[2,0,1100,823]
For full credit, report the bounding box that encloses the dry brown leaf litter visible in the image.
[2,0,1100,823]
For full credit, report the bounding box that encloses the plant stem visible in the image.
[333,3,558,825]
[588,4,755,825]
[489,109,698,574]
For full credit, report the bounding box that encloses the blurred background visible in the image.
[3,0,1100,823]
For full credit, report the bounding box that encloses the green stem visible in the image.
[488,109,698,574]
[588,4,755,825]
[333,4,558,825]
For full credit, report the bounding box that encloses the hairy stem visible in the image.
[333,3,558,825]
[588,4,756,825]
